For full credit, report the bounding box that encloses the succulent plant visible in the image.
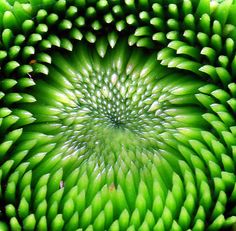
[0,0,236,230]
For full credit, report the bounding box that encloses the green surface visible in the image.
[0,0,235,230]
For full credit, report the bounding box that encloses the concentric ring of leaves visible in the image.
[0,0,236,230]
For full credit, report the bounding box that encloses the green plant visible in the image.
[0,0,236,230]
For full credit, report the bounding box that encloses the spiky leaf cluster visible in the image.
[0,0,236,230]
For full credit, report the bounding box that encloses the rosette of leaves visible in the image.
[0,0,236,230]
